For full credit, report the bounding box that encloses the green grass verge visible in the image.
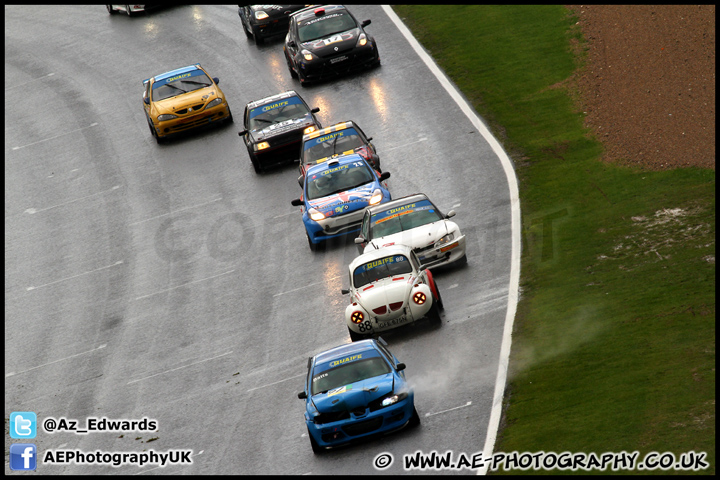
[392,5,715,475]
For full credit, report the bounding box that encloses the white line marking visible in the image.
[5,72,54,90]
[135,269,236,300]
[27,261,123,291]
[129,197,223,226]
[383,137,427,152]
[382,6,522,476]
[425,401,472,417]
[12,122,98,150]
[5,344,107,378]
[127,351,233,385]
[246,372,306,393]
[272,211,298,219]
[273,275,343,297]
[25,184,121,215]
[446,283,459,290]
[452,203,462,209]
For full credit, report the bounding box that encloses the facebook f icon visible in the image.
[10,411,36,438]
[10,444,37,470]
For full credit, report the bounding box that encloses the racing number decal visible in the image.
[357,320,373,333]
[323,34,343,46]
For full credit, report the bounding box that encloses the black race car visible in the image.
[238,5,307,45]
[284,5,380,86]
[238,91,322,173]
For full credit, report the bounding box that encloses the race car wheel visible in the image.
[225,108,234,124]
[425,269,443,310]
[106,5,116,14]
[427,302,441,326]
[457,254,468,266]
[409,407,421,428]
[348,326,369,342]
[307,233,325,252]
[248,150,262,173]
[286,55,298,79]
[308,428,324,454]
[125,5,133,16]
[241,18,253,39]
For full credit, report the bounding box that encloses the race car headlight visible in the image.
[350,310,364,324]
[256,142,270,151]
[381,391,408,407]
[304,125,317,135]
[308,208,325,222]
[205,97,223,109]
[302,49,314,61]
[436,232,455,245]
[157,114,178,122]
[369,188,383,205]
[357,33,368,47]
[254,10,268,20]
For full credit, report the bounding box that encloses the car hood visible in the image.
[312,374,393,413]
[249,114,314,142]
[356,275,412,312]
[367,221,449,251]
[152,87,218,115]
[302,28,361,58]
[307,184,376,217]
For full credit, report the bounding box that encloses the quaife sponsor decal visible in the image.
[329,354,362,367]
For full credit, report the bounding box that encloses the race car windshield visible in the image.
[248,98,309,130]
[370,201,444,239]
[152,73,213,101]
[298,12,357,42]
[312,357,391,395]
[306,163,374,200]
[302,128,365,164]
[353,255,413,288]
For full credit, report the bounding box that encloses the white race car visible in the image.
[342,244,443,341]
[355,193,467,269]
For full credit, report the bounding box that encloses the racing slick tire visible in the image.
[241,18,253,39]
[307,233,325,252]
[125,5,133,16]
[248,150,262,173]
[225,108,234,125]
[457,254,468,266]
[308,428,324,454]
[426,269,443,311]
[427,302,441,326]
[409,407,421,428]
[106,5,116,14]
[286,55,299,79]
[348,326,369,342]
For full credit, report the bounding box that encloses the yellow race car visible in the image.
[142,64,232,143]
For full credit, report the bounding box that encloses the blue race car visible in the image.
[290,154,391,251]
[297,338,419,453]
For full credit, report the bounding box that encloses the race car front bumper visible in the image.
[155,101,231,138]
[306,393,415,449]
[416,234,467,269]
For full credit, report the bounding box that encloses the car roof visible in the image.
[313,339,378,366]
[291,5,346,22]
[349,244,416,271]
[304,152,366,177]
[365,193,431,216]
[246,90,301,109]
[302,120,359,142]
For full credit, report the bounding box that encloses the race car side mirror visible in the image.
[361,19,371,28]
[311,107,320,113]
[238,130,248,136]
[446,210,456,219]
[341,288,349,295]
[354,236,364,244]
[297,175,304,187]
[143,97,150,105]
[297,391,307,399]
[379,171,391,181]
[291,198,303,207]
[367,137,373,141]
[396,363,406,372]
[288,41,297,49]
[213,77,220,85]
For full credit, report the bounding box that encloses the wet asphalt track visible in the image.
[5,5,514,474]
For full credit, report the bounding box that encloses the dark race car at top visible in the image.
[238,90,322,173]
[284,5,380,86]
[238,5,307,45]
